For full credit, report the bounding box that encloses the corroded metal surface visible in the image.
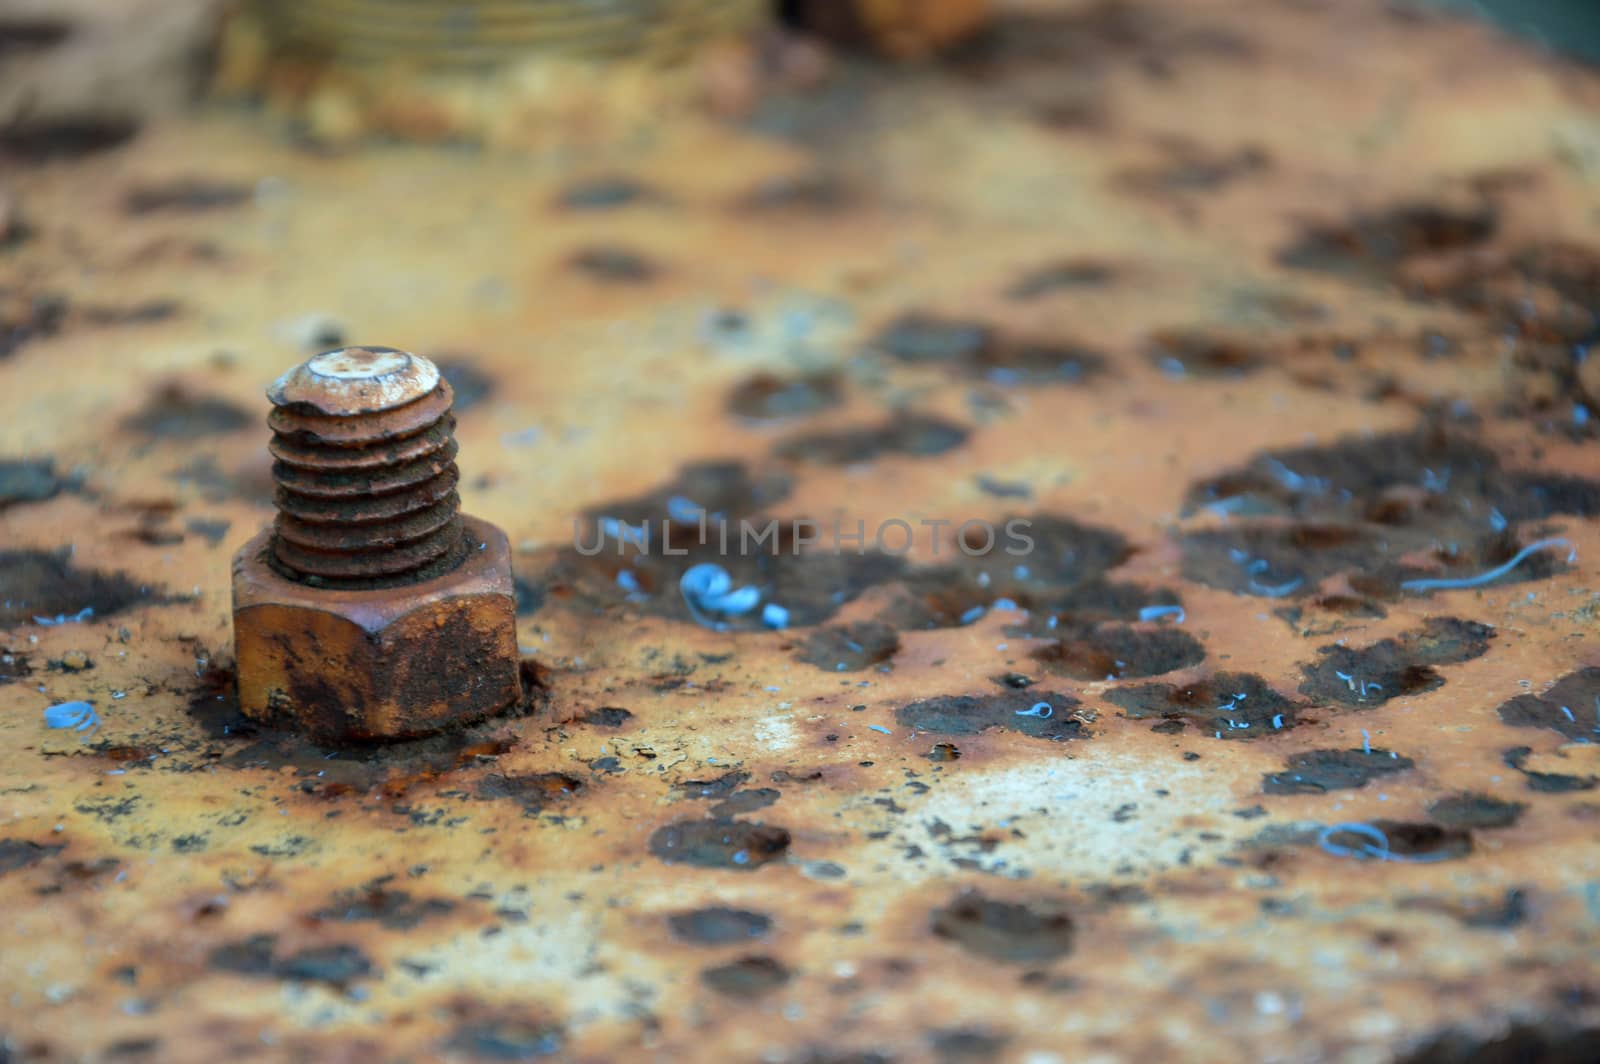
[3,1,1600,1061]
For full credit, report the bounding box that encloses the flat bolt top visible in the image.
[268,346,442,416]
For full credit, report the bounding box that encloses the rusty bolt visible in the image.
[231,346,521,742]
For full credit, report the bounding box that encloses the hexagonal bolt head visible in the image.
[232,515,522,743]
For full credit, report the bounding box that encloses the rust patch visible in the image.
[1495,667,1600,742]
[209,935,376,987]
[1181,428,1595,602]
[1263,748,1415,795]
[0,548,163,627]
[929,890,1075,964]
[796,622,900,672]
[0,650,32,685]
[554,175,658,210]
[1334,820,1473,862]
[1278,202,1497,276]
[122,385,252,441]
[775,413,971,464]
[0,458,81,509]
[871,313,989,365]
[736,171,857,213]
[0,118,140,162]
[1396,1022,1600,1063]
[567,245,659,283]
[647,819,792,870]
[315,882,457,929]
[726,371,845,421]
[443,1013,565,1059]
[1502,747,1598,794]
[434,359,495,413]
[700,955,791,997]
[1147,328,1266,378]
[668,906,772,945]
[930,1028,1012,1062]
[123,180,250,215]
[870,313,1107,386]
[1030,623,1206,681]
[0,839,63,875]
[0,18,70,58]
[1118,141,1270,199]
[896,690,1084,740]
[1106,671,1302,738]
[1399,888,1529,930]
[1426,793,1526,831]
[1299,618,1494,707]
[1005,260,1117,300]
[0,287,67,359]
[475,772,585,814]
[575,706,634,728]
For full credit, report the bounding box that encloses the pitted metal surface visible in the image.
[2,2,1599,1061]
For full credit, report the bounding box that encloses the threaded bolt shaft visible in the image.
[266,346,466,588]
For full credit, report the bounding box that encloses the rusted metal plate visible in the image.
[3,1,1600,1060]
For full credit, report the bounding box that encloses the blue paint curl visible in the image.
[44,701,100,738]
[1401,537,1574,593]
[1138,604,1185,624]
[1316,822,1452,863]
[680,563,762,629]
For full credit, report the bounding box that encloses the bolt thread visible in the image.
[268,377,466,588]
